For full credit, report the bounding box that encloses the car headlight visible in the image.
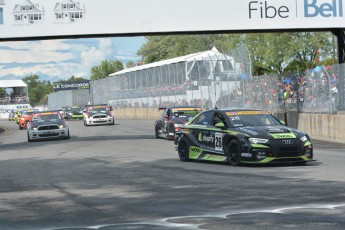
[249,138,269,144]
[174,124,183,128]
[300,136,308,142]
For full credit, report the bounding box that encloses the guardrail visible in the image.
[113,108,345,144]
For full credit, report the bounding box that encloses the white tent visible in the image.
[0,80,29,96]
[110,47,235,78]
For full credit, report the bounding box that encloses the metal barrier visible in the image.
[48,47,344,115]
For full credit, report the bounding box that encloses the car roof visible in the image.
[37,110,61,113]
[160,106,202,110]
[206,107,263,113]
[85,104,108,107]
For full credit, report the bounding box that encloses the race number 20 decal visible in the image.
[215,132,223,151]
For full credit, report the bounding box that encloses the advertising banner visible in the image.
[0,0,344,41]
[53,81,90,92]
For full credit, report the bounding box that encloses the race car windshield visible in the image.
[70,108,83,113]
[226,113,282,127]
[89,107,108,114]
[38,114,62,121]
[172,109,201,121]
[22,110,38,116]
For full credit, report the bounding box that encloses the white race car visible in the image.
[83,104,115,126]
[27,111,70,142]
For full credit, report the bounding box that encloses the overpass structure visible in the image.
[0,0,345,106]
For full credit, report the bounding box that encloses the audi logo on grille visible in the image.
[282,140,294,145]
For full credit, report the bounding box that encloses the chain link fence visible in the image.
[91,46,253,109]
[48,89,91,110]
[48,47,344,115]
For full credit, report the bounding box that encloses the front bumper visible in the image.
[85,117,114,125]
[240,138,314,164]
[28,127,69,140]
[71,115,84,119]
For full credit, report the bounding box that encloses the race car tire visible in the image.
[178,140,190,162]
[155,127,159,138]
[227,140,242,166]
[66,130,70,139]
[27,132,32,142]
[166,127,174,140]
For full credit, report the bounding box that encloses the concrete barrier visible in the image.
[114,108,345,144]
[297,113,345,144]
[113,108,162,120]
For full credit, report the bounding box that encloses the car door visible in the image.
[209,111,228,154]
[161,108,171,133]
[189,110,214,151]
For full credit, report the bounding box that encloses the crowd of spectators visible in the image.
[111,66,340,114]
[0,94,29,105]
[220,68,339,113]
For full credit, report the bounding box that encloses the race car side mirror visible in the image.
[280,120,286,126]
[215,122,225,129]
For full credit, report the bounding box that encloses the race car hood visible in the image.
[235,125,305,139]
[71,111,83,115]
[30,120,65,128]
[22,115,33,120]
[90,113,110,117]
[170,117,189,124]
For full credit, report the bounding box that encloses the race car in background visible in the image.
[18,108,39,130]
[65,106,84,120]
[27,110,70,142]
[155,106,202,140]
[83,104,114,126]
[175,108,314,166]
[8,110,17,121]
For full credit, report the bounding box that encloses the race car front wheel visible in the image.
[27,132,32,142]
[227,140,242,166]
[178,140,190,162]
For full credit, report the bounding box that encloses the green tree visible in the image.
[90,60,124,80]
[62,75,89,82]
[136,35,239,64]
[290,32,332,70]
[22,75,53,105]
[0,88,6,97]
[125,61,135,68]
[137,33,333,77]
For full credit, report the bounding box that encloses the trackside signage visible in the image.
[53,81,90,92]
[0,0,344,41]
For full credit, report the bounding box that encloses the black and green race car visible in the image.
[174,108,314,166]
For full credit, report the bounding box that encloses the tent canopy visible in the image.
[110,47,235,77]
[0,80,27,88]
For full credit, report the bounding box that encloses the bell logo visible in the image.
[304,0,343,17]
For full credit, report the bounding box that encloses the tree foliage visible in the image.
[22,75,53,105]
[137,32,334,76]
[61,75,88,83]
[0,88,6,97]
[136,35,240,63]
[90,60,124,80]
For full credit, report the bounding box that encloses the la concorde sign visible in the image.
[0,0,344,41]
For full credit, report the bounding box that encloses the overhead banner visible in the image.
[53,81,90,92]
[0,0,344,40]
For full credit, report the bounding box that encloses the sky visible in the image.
[0,36,146,83]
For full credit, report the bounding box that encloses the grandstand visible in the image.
[91,47,248,108]
[0,80,30,118]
